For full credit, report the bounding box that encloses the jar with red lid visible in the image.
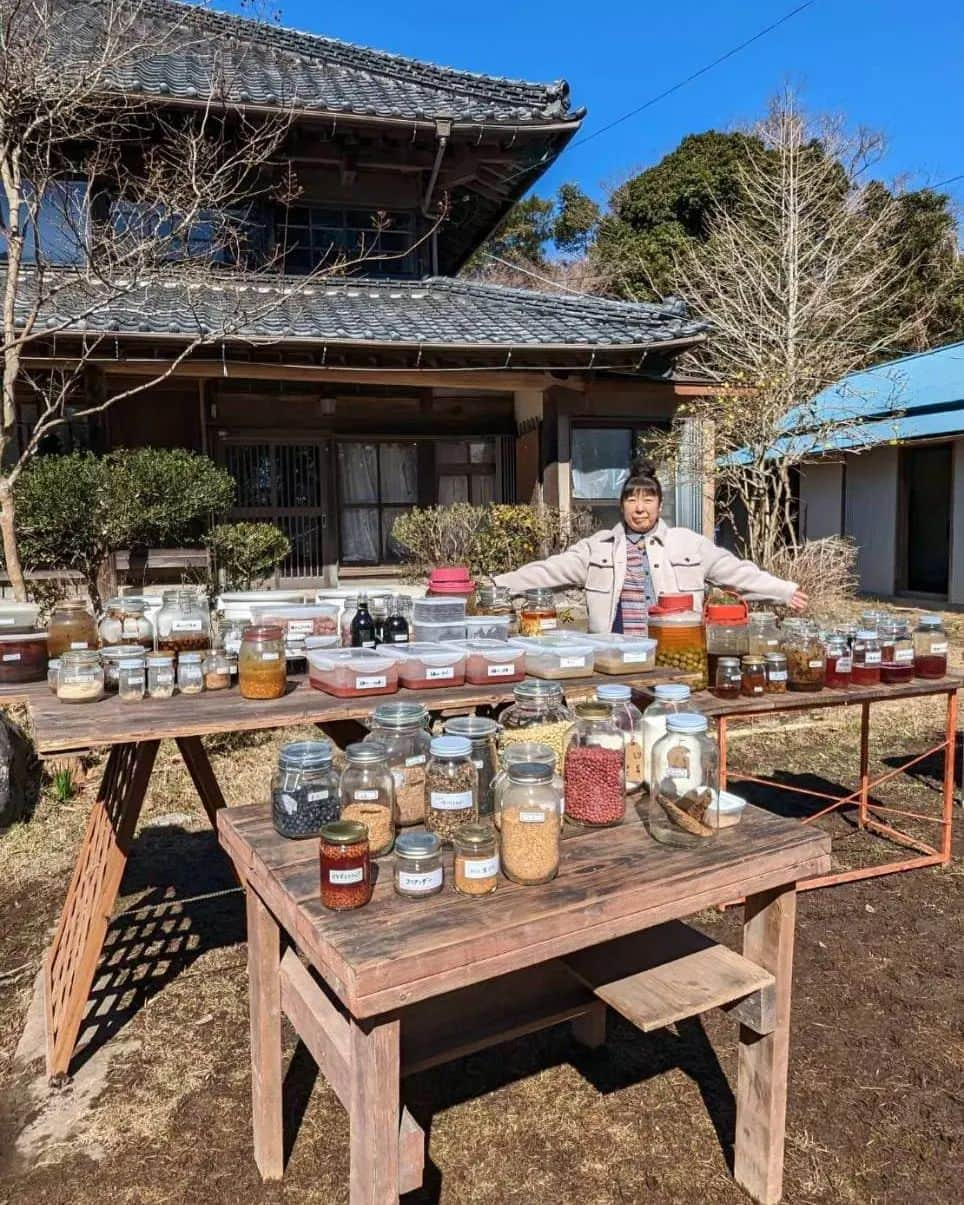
[239,624,287,700]
[879,618,914,684]
[647,594,707,688]
[824,634,852,689]
[704,596,749,687]
[851,630,882,686]
[913,614,948,679]
[319,821,373,911]
[426,566,476,615]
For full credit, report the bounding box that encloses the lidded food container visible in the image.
[319,821,372,912]
[155,588,211,654]
[474,584,515,632]
[764,651,789,693]
[453,823,500,897]
[519,587,558,637]
[823,634,851,689]
[499,762,563,885]
[493,740,565,830]
[239,625,287,700]
[450,638,525,685]
[581,632,656,675]
[784,623,826,692]
[464,614,511,642]
[202,649,232,691]
[308,647,400,698]
[647,594,707,688]
[913,614,948,679]
[741,655,766,698]
[747,612,781,657]
[851,629,882,686]
[57,649,104,703]
[339,741,396,856]
[392,641,466,689]
[443,716,500,817]
[648,713,720,846]
[393,831,444,900]
[879,617,914,684]
[249,603,339,650]
[146,652,175,699]
[596,683,645,792]
[704,597,749,686]
[47,598,98,659]
[366,701,432,827]
[0,601,40,634]
[177,651,205,695]
[424,735,478,844]
[101,644,148,692]
[272,739,339,839]
[0,631,48,684]
[508,634,595,680]
[499,679,573,772]
[411,616,467,644]
[98,597,154,649]
[860,610,887,634]
[712,656,742,700]
[642,683,695,790]
[117,654,146,703]
[426,567,476,614]
[564,701,626,827]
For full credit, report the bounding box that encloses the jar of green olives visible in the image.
[647,594,707,689]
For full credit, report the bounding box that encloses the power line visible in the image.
[929,172,964,190]
[567,0,819,151]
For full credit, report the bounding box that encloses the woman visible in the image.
[494,459,807,634]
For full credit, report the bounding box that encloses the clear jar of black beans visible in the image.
[271,740,341,838]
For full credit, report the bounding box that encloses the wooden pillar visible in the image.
[513,389,543,506]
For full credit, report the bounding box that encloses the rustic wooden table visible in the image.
[219,802,830,1205]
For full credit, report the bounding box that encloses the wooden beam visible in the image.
[279,947,352,1109]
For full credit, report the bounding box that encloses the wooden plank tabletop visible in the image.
[695,674,962,718]
[218,802,831,1018]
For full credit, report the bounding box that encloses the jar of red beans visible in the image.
[913,614,948,679]
[563,701,625,827]
[319,820,373,911]
[851,630,882,686]
[879,618,914,684]
[824,634,852,689]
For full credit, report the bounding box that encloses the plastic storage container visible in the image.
[564,701,626,826]
[449,638,526,685]
[0,601,40,634]
[879,618,914,684]
[411,618,468,644]
[47,599,98,659]
[239,625,287,700]
[0,631,48,684]
[392,642,466,689]
[393,831,444,899]
[424,735,478,844]
[705,598,749,687]
[498,680,574,772]
[366,701,432,827]
[519,588,558,637]
[499,762,563,885]
[250,603,339,646]
[464,614,511,642]
[443,716,499,817]
[581,633,656,674]
[641,683,695,789]
[913,614,948,679]
[308,647,399,698]
[339,741,396,856]
[98,598,154,649]
[647,594,707,688]
[155,589,211,654]
[508,635,595,680]
[412,594,467,627]
[57,650,104,703]
[648,713,720,846]
[271,740,340,838]
[596,683,645,792]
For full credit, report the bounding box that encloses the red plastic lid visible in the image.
[427,566,475,593]
[704,599,748,624]
[430,566,471,584]
[649,592,694,615]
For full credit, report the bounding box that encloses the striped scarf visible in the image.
[615,535,657,635]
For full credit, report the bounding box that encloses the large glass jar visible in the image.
[98,597,154,650]
[393,831,444,900]
[641,683,695,790]
[493,740,564,829]
[425,735,478,845]
[704,598,749,687]
[596,683,645,792]
[239,624,287,700]
[57,650,104,703]
[747,612,782,657]
[155,589,211,654]
[339,741,396,856]
[117,654,146,703]
[851,630,882,686]
[272,740,340,839]
[146,652,175,699]
[319,821,372,911]
[499,762,562,885]
[497,679,574,773]
[366,701,432,827]
[453,822,500,897]
[647,594,707,688]
[648,713,720,846]
[563,701,626,827]
[443,716,499,817]
[784,623,826,692]
[47,599,98,659]
[475,584,516,635]
[913,614,948,679]
[880,618,914,684]
[519,587,558,637]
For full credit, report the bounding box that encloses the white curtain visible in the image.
[379,443,417,503]
[338,443,378,503]
[341,509,379,563]
[438,475,469,505]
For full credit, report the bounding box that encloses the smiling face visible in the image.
[621,486,662,535]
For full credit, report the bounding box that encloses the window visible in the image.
[110,200,236,264]
[0,180,88,265]
[571,424,675,529]
[338,441,418,564]
[436,439,496,505]
[278,205,418,277]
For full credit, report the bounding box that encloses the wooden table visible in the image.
[219,802,830,1205]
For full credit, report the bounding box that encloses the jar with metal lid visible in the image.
[642,683,695,790]
[202,649,232,691]
[57,650,104,703]
[47,658,61,693]
[319,821,372,911]
[393,831,444,899]
[425,735,478,844]
[442,716,499,817]
[913,614,948,679]
[764,651,789,693]
[649,713,720,846]
[519,587,558,637]
[101,644,148,692]
[564,701,626,827]
[500,762,562,885]
[493,740,565,829]
[596,682,645,792]
[880,618,914,684]
[117,654,146,703]
[155,588,211,654]
[146,652,176,699]
[272,740,340,839]
[453,822,500,896]
[784,623,826,692]
[339,741,396,856]
[712,656,742,700]
[239,624,286,700]
[98,597,154,650]
[704,597,749,687]
[747,611,782,657]
[647,593,707,687]
[860,610,887,634]
[741,655,766,698]
[216,615,248,659]
[47,599,98,659]
[177,651,204,695]
[498,679,574,773]
[475,583,516,634]
[365,701,431,827]
[824,635,852,689]
[851,630,882,686]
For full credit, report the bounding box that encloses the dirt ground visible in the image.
[0,638,961,1203]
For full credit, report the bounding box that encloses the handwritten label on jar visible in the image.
[155,672,174,684]
[405,754,426,767]
[357,675,387,689]
[559,656,585,669]
[808,659,825,669]
[624,651,648,663]
[863,651,882,665]
[519,810,547,823]
[0,619,13,626]
[768,669,789,681]
[70,641,90,650]
[307,789,330,803]
[626,740,644,782]
[834,658,852,672]
[895,648,914,663]
[328,867,364,886]
[540,619,558,631]
[397,867,443,894]
[426,666,454,681]
[260,652,281,661]
[2,653,21,662]
[172,620,203,633]
[287,620,314,635]
[464,855,500,879]
[353,789,379,801]
[930,641,948,654]
[431,790,474,811]
[225,634,242,655]
[472,759,485,770]
[487,663,515,677]
[750,685,764,694]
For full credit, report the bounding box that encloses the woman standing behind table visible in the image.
[493,459,808,634]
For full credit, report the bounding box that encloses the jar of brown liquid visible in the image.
[740,655,766,697]
[47,599,98,659]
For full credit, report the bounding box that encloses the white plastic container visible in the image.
[706,790,747,829]
[464,614,511,642]
[412,618,467,643]
[508,635,596,680]
[392,642,466,689]
[217,590,306,626]
[447,638,526,685]
[581,633,657,674]
[412,596,467,626]
[307,647,400,698]
[0,601,40,633]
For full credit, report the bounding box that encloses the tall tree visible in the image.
[467,182,600,274]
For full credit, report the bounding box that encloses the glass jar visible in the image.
[101,644,146,692]
[851,630,882,686]
[425,735,478,844]
[784,623,826,692]
[647,594,707,688]
[202,649,232,691]
[47,658,61,693]
[497,679,574,773]
[564,701,626,827]
[365,701,432,827]
[155,588,211,654]
[764,652,789,694]
[271,740,340,839]
[493,740,565,829]
[319,821,372,911]
[239,624,287,700]
[860,610,887,634]
[704,598,749,688]
[880,618,914,684]
[339,741,396,856]
[117,655,146,703]
[339,595,358,648]
[648,713,720,846]
[740,655,766,698]
[393,831,444,899]
[642,683,695,790]
[146,652,175,699]
[499,762,562,885]
[475,584,516,634]
[57,650,104,703]
[712,656,742,700]
[913,614,948,679]
[823,634,852,690]
[453,822,500,897]
[217,615,248,660]
[177,651,204,695]
[47,599,98,659]
[519,587,558,637]
[747,611,782,657]
[98,597,154,650]
[443,716,499,817]
[596,683,645,792]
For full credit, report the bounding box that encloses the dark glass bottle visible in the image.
[350,594,376,649]
[382,595,410,645]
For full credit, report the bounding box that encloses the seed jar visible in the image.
[366,701,432,826]
[146,652,176,699]
[453,822,500,896]
[443,716,499,817]
[177,651,205,695]
[57,650,104,703]
[564,701,626,826]
[648,713,720,846]
[239,625,287,700]
[272,740,340,839]
[393,831,444,900]
[498,680,574,773]
[339,741,396,856]
[913,614,948,679]
[499,762,562,885]
[425,735,478,844]
[202,649,232,691]
[319,821,372,911]
[493,741,565,830]
[117,655,146,703]
[596,683,645,792]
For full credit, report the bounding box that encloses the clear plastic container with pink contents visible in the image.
[447,638,526,685]
[392,642,466,689]
[307,647,400,698]
[250,603,339,642]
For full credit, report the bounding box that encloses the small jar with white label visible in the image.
[338,741,396,855]
[913,614,948,679]
[117,655,146,703]
[146,652,176,699]
[425,735,478,844]
[442,716,499,817]
[393,831,444,900]
[499,762,562,885]
[177,651,204,695]
[453,822,499,896]
[272,740,340,839]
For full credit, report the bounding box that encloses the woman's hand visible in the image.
[787,590,809,612]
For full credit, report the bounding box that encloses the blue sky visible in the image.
[222,0,964,215]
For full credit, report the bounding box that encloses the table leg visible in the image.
[719,716,729,791]
[858,701,871,828]
[941,688,958,863]
[43,740,159,1079]
[734,883,796,1205]
[247,887,284,1180]
[175,735,227,829]
[349,1014,401,1205]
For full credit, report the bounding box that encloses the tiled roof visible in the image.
[19,273,708,353]
[91,0,583,125]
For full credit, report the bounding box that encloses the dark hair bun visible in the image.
[630,455,658,479]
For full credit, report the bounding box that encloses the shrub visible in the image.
[764,536,859,623]
[207,522,291,591]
